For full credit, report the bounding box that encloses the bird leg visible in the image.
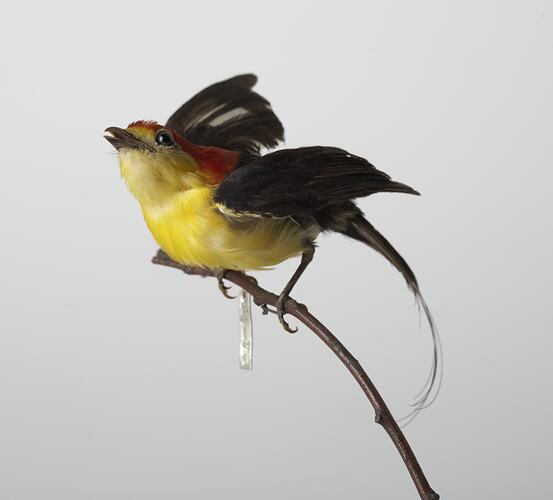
[275,245,315,333]
[215,270,235,299]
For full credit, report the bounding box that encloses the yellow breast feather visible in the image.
[142,187,310,271]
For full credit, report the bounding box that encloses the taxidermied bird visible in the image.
[105,74,441,413]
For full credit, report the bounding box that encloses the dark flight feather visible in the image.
[166,74,284,157]
[338,212,442,422]
[214,146,419,219]
[214,146,441,420]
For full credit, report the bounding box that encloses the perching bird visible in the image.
[105,74,441,414]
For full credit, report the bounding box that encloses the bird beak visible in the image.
[104,127,153,151]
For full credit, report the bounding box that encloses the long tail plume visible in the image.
[340,212,443,425]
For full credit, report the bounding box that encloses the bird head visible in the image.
[105,120,238,209]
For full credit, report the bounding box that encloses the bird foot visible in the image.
[259,297,297,333]
[276,295,298,333]
[215,270,236,299]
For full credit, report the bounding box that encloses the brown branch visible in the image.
[152,249,439,500]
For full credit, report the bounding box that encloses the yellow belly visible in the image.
[141,187,312,270]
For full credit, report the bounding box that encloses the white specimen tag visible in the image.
[239,288,253,370]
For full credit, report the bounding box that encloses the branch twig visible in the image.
[152,249,439,500]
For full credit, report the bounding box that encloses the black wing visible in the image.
[214,146,419,219]
[166,74,284,157]
[215,146,440,420]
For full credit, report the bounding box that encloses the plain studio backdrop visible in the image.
[1,1,551,499]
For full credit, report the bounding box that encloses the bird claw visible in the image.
[216,271,236,299]
[276,296,298,334]
[260,304,275,315]
[259,300,297,333]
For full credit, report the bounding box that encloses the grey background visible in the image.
[1,1,552,498]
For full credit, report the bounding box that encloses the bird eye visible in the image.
[155,130,175,147]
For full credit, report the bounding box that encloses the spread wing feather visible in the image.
[214,146,419,218]
[166,74,284,157]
